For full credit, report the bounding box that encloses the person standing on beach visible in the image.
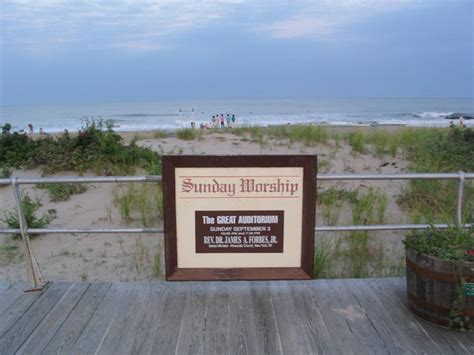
[27,123,33,136]
[226,113,231,127]
[232,114,236,126]
[220,114,225,128]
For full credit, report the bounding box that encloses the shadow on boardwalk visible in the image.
[0,278,472,354]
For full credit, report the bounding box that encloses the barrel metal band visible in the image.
[406,257,474,283]
[408,293,474,317]
[408,303,449,327]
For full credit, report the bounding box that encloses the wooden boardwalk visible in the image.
[0,278,472,354]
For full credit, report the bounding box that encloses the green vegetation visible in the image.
[154,247,163,278]
[397,127,474,224]
[313,238,333,278]
[233,124,329,145]
[176,128,197,140]
[0,238,23,264]
[346,188,388,278]
[312,126,473,278]
[405,226,474,331]
[126,236,163,279]
[1,193,56,238]
[318,187,357,226]
[404,226,474,262]
[113,183,163,227]
[1,166,12,178]
[346,130,368,153]
[315,187,400,278]
[153,129,169,139]
[37,183,88,202]
[0,119,162,175]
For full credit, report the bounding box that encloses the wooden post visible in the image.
[11,177,46,292]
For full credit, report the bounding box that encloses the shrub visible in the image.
[404,226,474,262]
[0,165,11,178]
[0,119,162,176]
[37,183,88,202]
[1,193,57,238]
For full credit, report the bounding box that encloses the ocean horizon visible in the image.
[1,97,473,133]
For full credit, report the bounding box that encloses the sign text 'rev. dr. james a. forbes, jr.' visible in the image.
[163,155,317,281]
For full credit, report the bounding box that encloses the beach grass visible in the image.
[153,129,169,139]
[112,182,163,227]
[315,187,394,278]
[233,124,329,145]
[176,128,198,140]
[231,124,473,224]
[37,183,88,202]
[312,238,333,278]
[153,246,163,278]
[0,237,23,264]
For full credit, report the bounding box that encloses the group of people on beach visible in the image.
[190,113,236,129]
[449,116,466,128]
[27,124,46,135]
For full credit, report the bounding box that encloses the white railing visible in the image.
[0,172,472,291]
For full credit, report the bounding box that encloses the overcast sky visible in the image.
[1,0,473,105]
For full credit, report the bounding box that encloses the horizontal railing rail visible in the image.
[0,172,472,291]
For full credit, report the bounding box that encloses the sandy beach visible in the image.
[0,125,424,282]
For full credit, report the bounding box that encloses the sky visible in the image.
[0,0,473,106]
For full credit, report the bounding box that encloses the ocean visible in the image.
[1,98,473,133]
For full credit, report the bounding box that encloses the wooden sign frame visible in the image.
[163,155,317,281]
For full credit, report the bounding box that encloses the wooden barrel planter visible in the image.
[406,247,474,329]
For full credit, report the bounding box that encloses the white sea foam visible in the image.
[1,99,472,133]
[412,111,453,119]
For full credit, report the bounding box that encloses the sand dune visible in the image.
[0,128,411,282]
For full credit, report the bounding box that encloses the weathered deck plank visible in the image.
[305,280,367,353]
[0,282,71,354]
[226,281,261,354]
[0,282,27,315]
[0,284,43,342]
[148,282,189,354]
[348,279,421,354]
[202,282,230,354]
[123,283,169,354]
[40,282,111,354]
[69,282,139,354]
[175,282,212,354]
[0,282,13,294]
[383,278,474,354]
[291,281,339,354]
[106,283,166,354]
[270,281,313,354]
[0,278,472,355]
[15,282,90,355]
[330,280,391,354]
[249,281,283,354]
[369,278,451,353]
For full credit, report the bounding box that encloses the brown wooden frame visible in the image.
[163,155,317,281]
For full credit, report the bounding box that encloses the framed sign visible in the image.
[163,155,317,281]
